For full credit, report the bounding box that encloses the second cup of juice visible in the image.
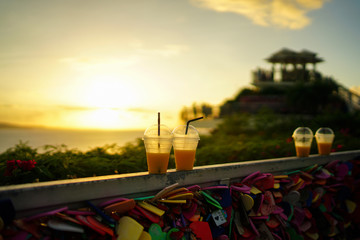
[292,127,313,157]
[172,125,200,171]
[315,127,335,155]
[143,124,173,174]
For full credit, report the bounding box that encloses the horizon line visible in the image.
[0,121,145,132]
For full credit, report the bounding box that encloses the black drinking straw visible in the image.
[158,112,160,148]
[158,112,160,136]
[185,116,204,135]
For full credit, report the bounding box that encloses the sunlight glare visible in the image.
[60,107,149,130]
[84,108,121,129]
[83,75,138,109]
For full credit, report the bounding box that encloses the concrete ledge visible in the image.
[1,150,360,218]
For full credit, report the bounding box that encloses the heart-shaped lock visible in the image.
[189,221,213,240]
[260,191,276,216]
[240,193,254,211]
[149,223,167,240]
[116,216,144,240]
[254,173,274,191]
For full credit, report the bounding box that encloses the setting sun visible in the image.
[81,108,125,130]
[81,75,138,109]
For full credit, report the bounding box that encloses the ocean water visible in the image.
[0,128,145,153]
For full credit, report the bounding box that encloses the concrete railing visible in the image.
[1,150,360,218]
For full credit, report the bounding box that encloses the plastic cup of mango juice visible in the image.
[143,124,173,174]
[292,127,314,157]
[315,127,335,155]
[172,125,200,171]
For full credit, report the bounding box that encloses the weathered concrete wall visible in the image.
[1,150,360,218]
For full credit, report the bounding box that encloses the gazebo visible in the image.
[253,48,324,86]
[267,48,323,66]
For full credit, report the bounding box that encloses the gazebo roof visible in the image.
[266,48,323,64]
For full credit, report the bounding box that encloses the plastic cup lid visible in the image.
[143,124,172,139]
[315,127,334,136]
[292,127,313,138]
[172,125,200,140]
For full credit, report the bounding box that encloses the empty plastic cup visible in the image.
[292,127,313,157]
[172,125,200,171]
[315,128,335,155]
[143,124,173,174]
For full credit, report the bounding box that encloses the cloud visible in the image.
[56,105,99,111]
[59,44,187,71]
[136,44,188,57]
[59,56,140,71]
[190,0,329,29]
[127,107,155,113]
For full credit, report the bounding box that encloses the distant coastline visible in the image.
[0,122,143,132]
[0,122,42,129]
[0,128,145,153]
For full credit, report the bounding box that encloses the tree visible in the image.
[201,104,213,118]
[180,107,190,122]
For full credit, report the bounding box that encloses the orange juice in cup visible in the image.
[174,149,197,170]
[317,143,333,155]
[172,124,200,171]
[292,127,314,157]
[146,152,171,174]
[143,123,173,174]
[315,128,335,155]
[295,146,311,158]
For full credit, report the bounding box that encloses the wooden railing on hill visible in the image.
[339,85,360,112]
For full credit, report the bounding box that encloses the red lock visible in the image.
[254,174,274,192]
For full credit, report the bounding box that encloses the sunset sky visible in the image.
[1,0,359,130]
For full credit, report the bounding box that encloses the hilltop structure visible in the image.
[220,48,360,115]
[181,48,360,121]
[253,48,324,88]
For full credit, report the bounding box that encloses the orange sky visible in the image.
[0,0,359,130]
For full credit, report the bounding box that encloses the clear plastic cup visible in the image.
[315,128,335,155]
[143,124,173,174]
[292,127,313,157]
[172,125,200,171]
